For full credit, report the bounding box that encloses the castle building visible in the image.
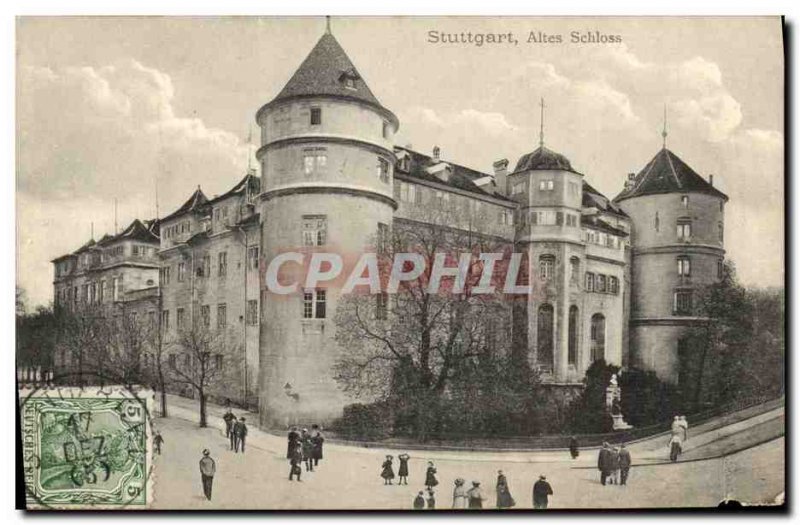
[51,25,726,426]
[613,147,727,388]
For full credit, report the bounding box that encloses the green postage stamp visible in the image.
[19,386,153,509]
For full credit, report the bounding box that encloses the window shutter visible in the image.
[556,212,564,225]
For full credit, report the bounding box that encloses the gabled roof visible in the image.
[161,187,209,223]
[258,32,398,127]
[207,173,261,206]
[614,147,728,202]
[394,146,515,203]
[583,181,628,218]
[513,146,580,175]
[116,219,160,244]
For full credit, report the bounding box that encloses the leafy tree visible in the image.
[565,360,618,434]
[618,368,680,427]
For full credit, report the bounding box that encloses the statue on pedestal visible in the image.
[606,373,632,430]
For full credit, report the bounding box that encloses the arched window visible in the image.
[590,313,606,362]
[537,304,554,371]
[570,257,580,282]
[568,305,579,366]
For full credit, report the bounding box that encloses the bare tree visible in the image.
[333,202,523,436]
[168,321,241,427]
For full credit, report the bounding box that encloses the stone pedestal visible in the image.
[606,373,633,431]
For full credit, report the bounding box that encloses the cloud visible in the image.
[17,59,250,307]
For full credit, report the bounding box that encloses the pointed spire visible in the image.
[662,103,668,149]
[325,15,331,35]
[539,97,546,148]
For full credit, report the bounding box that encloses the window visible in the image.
[681,195,689,208]
[677,219,692,241]
[654,212,660,232]
[310,107,321,126]
[569,181,580,197]
[302,215,328,246]
[608,276,619,295]
[570,257,580,282]
[214,354,224,370]
[161,310,170,332]
[377,223,389,253]
[382,121,391,139]
[201,305,211,328]
[568,305,579,366]
[303,148,327,175]
[218,252,227,277]
[113,277,121,301]
[177,308,186,331]
[434,190,450,203]
[674,290,694,315]
[718,222,724,243]
[539,255,555,280]
[511,181,526,195]
[566,214,578,227]
[248,246,259,270]
[377,157,390,183]
[161,266,171,285]
[98,280,105,303]
[590,314,606,362]
[302,289,327,319]
[596,274,607,293]
[585,272,595,292]
[376,292,388,320]
[217,304,227,329]
[177,261,186,282]
[499,209,514,226]
[399,182,417,203]
[539,179,555,191]
[202,255,211,277]
[246,300,258,325]
[677,256,691,276]
[530,210,557,226]
[537,304,554,370]
[717,259,724,279]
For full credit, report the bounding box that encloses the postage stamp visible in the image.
[19,386,153,509]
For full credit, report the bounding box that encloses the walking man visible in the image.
[532,475,553,509]
[199,449,216,501]
[234,417,248,453]
[223,409,235,438]
[287,426,299,459]
[597,442,613,485]
[153,431,164,455]
[301,428,314,471]
[618,444,632,486]
[289,442,303,481]
[228,415,238,451]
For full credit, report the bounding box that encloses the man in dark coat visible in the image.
[233,417,248,453]
[300,429,314,471]
[618,444,632,486]
[223,410,235,438]
[413,491,425,510]
[228,415,238,451]
[289,442,303,481]
[597,442,613,486]
[153,431,164,455]
[287,427,299,459]
[311,428,324,467]
[199,449,216,500]
[532,475,553,509]
[569,436,579,459]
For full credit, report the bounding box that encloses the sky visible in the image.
[16,16,784,307]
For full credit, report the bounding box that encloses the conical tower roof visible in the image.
[161,187,209,222]
[258,31,398,127]
[614,148,728,202]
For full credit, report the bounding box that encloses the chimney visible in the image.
[433,145,440,162]
[493,158,510,196]
[709,174,714,186]
[624,172,635,190]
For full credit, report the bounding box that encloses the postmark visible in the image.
[19,385,153,509]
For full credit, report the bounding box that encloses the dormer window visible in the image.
[681,195,689,208]
[339,68,360,91]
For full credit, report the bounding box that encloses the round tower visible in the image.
[255,27,398,426]
[614,147,727,387]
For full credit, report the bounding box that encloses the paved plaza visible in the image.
[147,396,784,510]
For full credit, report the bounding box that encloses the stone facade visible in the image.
[51,28,728,428]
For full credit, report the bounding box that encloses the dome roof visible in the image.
[513,146,578,174]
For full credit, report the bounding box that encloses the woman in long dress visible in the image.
[495,470,515,508]
[425,461,438,490]
[397,453,410,485]
[452,478,468,509]
[381,455,395,485]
